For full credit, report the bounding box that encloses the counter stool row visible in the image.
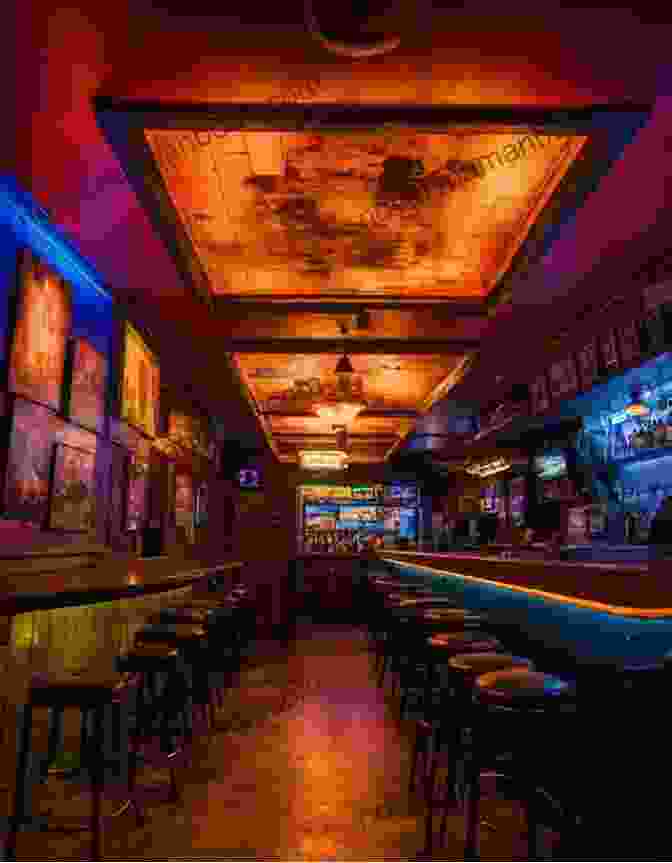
[4,584,257,861]
[364,569,581,860]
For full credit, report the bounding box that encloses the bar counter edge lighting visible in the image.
[380,551,672,667]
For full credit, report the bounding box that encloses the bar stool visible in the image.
[423,653,535,854]
[407,635,503,803]
[134,623,214,733]
[6,672,144,861]
[463,668,577,860]
[116,644,192,804]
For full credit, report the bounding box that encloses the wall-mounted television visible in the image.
[236,465,262,491]
[534,451,567,481]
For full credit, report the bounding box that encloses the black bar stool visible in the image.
[464,668,577,860]
[134,623,213,734]
[116,644,192,804]
[423,652,535,853]
[6,672,144,861]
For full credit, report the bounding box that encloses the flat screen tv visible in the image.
[236,466,262,491]
[534,451,567,481]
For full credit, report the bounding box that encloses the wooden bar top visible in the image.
[381,551,672,618]
[0,552,243,615]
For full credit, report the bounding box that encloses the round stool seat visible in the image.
[29,672,135,707]
[428,631,502,653]
[397,597,461,608]
[135,624,207,645]
[117,644,180,672]
[476,668,576,705]
[151,608,211,625]
[386,590,437,603]
[449,652,534,677]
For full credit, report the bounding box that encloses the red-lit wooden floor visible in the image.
[13,625,537,860]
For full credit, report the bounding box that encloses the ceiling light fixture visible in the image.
[299,450,349,471]
[314,351,366,425]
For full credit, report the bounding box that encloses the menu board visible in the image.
[9,249,71,411]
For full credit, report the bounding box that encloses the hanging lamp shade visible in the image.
[335,353,355,375]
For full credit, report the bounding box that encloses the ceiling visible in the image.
[98,100,607,463]
[11,2,669,469]
[144,127,584,301]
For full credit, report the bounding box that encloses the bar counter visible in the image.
[380,551,672,668]
[0,552,243,815]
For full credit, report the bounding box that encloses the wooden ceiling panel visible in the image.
[146,127,585,302]
[234,353,463,413]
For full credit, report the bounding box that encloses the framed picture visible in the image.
[616,321,641,368]
[4,399,54,524]
[195,482,208,526]
[68,338,107,434]
[48,443,96,531]
[107,443,128,542]
[548,357,578,399]
[175,472,194,538]
[8,248,71,411]
[530,375,550,414]
[120,322,160,437]
[576,341,599,390]
[126,450,150,531]
[600,329,619,372]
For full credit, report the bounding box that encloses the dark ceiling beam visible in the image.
[229,338,478,354]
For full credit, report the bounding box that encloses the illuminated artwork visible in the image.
[69,338,107,433]
[4,400,53,524]
[175,473,194,532]
[121,323,159,437]
[126,441,150,531]
[9,249,71,410]
[49,443,96,531]
[146,129,585,301]
[168,410,208,450]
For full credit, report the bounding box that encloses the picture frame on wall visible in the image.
[548,356,579,400]
[67,338,107,434]
[48,443,96,532]
[576,341,599,390]
[616,321,641,368]
[3,398,54,525]
[120,322,160,438]
[8,248,71,412]
[530,375,550,415]
[600,329,620,372]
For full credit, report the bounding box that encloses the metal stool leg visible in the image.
[5,702,34,860]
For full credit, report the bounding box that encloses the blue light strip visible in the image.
[0,175,111,302]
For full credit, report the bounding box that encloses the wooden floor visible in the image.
[12,624,541,860]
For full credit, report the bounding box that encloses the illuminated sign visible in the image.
[465,457,511,477]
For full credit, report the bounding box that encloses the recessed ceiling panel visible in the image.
[234,352,463,413]
[146,128,586,301]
